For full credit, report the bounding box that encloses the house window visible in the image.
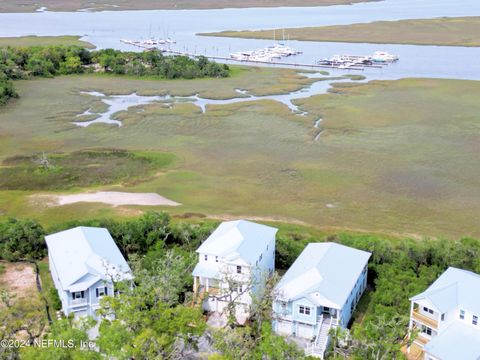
[232,283,242,293]
[72,291,84,300]
[259,254,263,262]
[236,265,242,274]
[215,256,218,262]
[441,313,445,321]
[460,310,465,320]
[421,325,432,336]
[204,254,208,261]
[423,307,434,315]
[299,306,311,315]
[473,315,478,326]
[96,287,108,298]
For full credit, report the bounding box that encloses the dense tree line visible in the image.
[0,45,229,105]
[0,218,46,261]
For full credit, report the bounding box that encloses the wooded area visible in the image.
[0,45,230,105]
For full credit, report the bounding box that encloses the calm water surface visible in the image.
[0,0,479,80]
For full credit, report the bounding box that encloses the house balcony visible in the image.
[413,333,429,346]
[70,298,88,307]
[412,309,438,329]
[405,342,425,360]
[205,286,221,297]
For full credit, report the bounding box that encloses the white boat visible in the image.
[372,51,399,62]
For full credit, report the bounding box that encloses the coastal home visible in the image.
[192,220,277,322]
[407,267,480,360]
[46,226,132,319]
[272,242,371,358]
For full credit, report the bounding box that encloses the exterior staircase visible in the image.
[191,284,206,308]
[306,315,333,359]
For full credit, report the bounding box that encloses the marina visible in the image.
[119,38,398,71]
[0,0,479,80]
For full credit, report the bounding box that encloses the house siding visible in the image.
[340,265,368,327]
[273,264,369,337]
[194,229,276,319]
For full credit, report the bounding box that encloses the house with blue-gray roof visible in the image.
[192,220,277,323]
[272,242,371,358]
[45,226,132,319]
[407,267,480,360]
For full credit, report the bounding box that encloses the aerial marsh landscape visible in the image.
[1,0,480,358]
[0,67,479,238]
[203,16,480,47]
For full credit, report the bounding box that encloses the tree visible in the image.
[0,218,46,261]
[20,318,100,360]
[60,55,83,74]
[349,315,409,360]
[96,249,206,359]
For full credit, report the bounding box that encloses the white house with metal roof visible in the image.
[272,242,371,358]
[46,226,132,319]
[192,220,277,321]
[407,267,480,360]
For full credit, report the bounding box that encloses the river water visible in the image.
[1,0,479,127]
[0,0,480,80]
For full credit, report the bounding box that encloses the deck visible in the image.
[405,343,425,360]
[412,309,438,329]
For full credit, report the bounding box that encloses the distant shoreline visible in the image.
[0,35,95,49]
[200,16,480,48]
[0,0,379,13]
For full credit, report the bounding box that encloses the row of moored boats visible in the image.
[229,43,302,62]
[120,38,176,50]
[317,51,399,68]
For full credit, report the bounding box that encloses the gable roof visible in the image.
[424,321,480,360]
[276,242,371,309]
[410,267,480,314]
[45,227,132,292]
[196,220,277,264]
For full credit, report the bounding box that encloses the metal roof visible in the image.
[424,321,480,360]
[196,220,278,264]
[45,227,132,291]
[276,242,371,309]
[410,267,480,315]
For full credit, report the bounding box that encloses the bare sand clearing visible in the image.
[36,191,180,207]
[0,262,37,301]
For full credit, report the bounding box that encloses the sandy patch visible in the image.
[0,262,37,301]
[35,191,180,207]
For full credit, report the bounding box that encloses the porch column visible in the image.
[206,278,209,291]
[194,276,198,294]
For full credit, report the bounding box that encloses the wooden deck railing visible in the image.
[412,309,438,329]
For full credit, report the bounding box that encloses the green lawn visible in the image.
[0,36,95,48]
[201,16,480,47]
[0,67,479,239]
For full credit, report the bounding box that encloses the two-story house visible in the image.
[407,267,480,360]
[272,242,371,358]
[45,226,132,319]
[192,220,277,322]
